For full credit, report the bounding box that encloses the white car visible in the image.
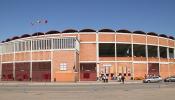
[143,76,162,83]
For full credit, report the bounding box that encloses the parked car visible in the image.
[143,76,162,83]
[164,76,175,82]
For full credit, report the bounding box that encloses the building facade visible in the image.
[0,29,175,82]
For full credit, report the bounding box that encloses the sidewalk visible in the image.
[0,80,142,86]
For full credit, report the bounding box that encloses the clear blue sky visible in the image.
[0,0,175,41]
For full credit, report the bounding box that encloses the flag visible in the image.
[31,19,48,26]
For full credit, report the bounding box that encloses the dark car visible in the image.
[164,76,175,82]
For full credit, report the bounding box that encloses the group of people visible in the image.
[118,74,125,84]
[99,73,125,84]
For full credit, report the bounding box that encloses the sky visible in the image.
[0,0,175,41]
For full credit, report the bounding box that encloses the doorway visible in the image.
[80,63,97,81]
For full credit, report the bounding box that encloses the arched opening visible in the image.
[98,29,115,32]
[45,30,60,34]
[133,31,146,35]
[21,34,31,38]
[62,29,78,33]
[5,38,11,42]
[147,32,158,36]
[159,34,168,38]
[32,32,44,36]
[169,36,174,40]
[79,29,96,32]
[116,29,132,33]
[11,36,19,40]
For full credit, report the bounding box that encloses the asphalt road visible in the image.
[0,82,175,100]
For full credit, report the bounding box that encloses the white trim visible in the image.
[80,61,97,63]
[133,61,147,63]
[146,34,148,75]
[132,34,147,37]
[98,32,115,34]
[159,45,169,47]
[80,42,96,44]
[116,42,131,44]
[132,42,146,45]
[159,37,169,40]
[98,42,115,43]
[96,32,99,78]
[159,62,169,64]
[78,32,96,34]
[51,38,53,82]
[1,62,14,63]
[13,43,15,80]
[146,43,158,46]
[147,61,161,63]
[30,38,33,80]
[131,34,134,78]
[116,33,131,35]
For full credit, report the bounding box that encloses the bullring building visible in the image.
[0,29,174,82]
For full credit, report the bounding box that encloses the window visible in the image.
[133,44,146,57]
[169,48,174,59]
[116,44,132,57]
[99,43,115,57]
[159,46,167,58]
[148,45,158,57]
[60,63,67,71]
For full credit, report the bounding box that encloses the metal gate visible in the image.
[1,63,13,81]
[80,63,97,81]
[32,62,51,82]
[148,63,159,76]
[15,62,30,81]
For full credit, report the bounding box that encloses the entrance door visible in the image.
[1,63,13,81]
[15,62,30,81]
[32,62,51,82]
[80,63,96,81]
[148,63,159,76]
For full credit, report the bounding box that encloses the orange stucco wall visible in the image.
[148,57,159,62]
[159,38,168,46]
[52,50,76,82]
[99,33,115,42]
[80,43,96,61]
[116,34,131,43]
[169,63,175,76]
[134,57,147,61]
[32,51,51,60]
[147,36,158,45]
[99,57,115,61]
[117,62,132,79]
[133,35,146,44]
[15,52,30,61]
[99,62,115,74]
[160,64,169,78]
[160,58,168,62]
[2,54,13,62]
[134,63,147,79]
[168,40,174,47]
[79,33,96,42]
[117,57,132,61]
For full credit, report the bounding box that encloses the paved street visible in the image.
[0,82,175,100]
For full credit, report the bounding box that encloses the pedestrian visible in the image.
[144,74,147,79]
[121,75,125,84]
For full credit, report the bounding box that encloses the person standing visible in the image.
[121,75,125,84]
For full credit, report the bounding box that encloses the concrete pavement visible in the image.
[0,80,142,86]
